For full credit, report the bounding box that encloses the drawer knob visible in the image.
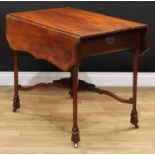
[105,36,115,45]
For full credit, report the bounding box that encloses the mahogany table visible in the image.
[6,7,149,148]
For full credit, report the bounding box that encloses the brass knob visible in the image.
[105,36,115,45]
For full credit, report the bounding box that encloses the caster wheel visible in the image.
[12,108,17,112]
[74,143,78,148]
[135,125,139,129]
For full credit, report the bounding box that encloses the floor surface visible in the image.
[0,86,155,153]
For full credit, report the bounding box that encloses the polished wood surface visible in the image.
[6,7,149,147]
[8,7,147,38]
[79,30,136,58]
[0,86,155,153]
[6,7,148,71]
[6,15,79,71]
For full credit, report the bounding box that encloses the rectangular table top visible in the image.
[6,7,149,71]
[8,7,147,38]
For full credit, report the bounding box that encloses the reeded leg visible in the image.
[13,51,20,112]
[71,65,80,148]
[130,32,141,129]
[69,70,73,97]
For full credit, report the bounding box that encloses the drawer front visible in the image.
[79,31,136,58]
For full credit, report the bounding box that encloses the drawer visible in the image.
[79,30,136,58]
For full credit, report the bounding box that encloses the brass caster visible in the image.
[73,143,78,148]
[135,125,139,129]
[12,108,17,112]
[12,106,20,112]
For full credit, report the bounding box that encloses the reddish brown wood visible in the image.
[6,15,80,71]
[13,51,20,112]
[130,31,141,129]
[6,7,149,147]
[69,70,73,97]
[18,83,54,91]
[80,30,136,58]
[7,7,147,39]
[6,7,148,71]
[71,65,80,146]
[18,78,133,104]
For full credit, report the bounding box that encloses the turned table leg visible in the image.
[71,65,80,148]
[69,70,73,97]
[13,51,20,112]
[130,32,141,128]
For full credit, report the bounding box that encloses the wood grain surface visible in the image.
[0,86,155,153]
[6,7,149,71]
[8,7,147,38]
